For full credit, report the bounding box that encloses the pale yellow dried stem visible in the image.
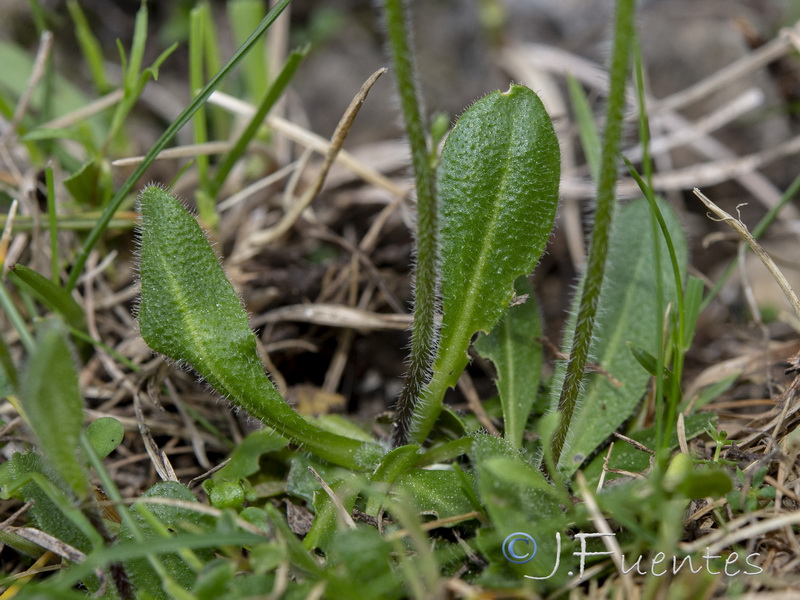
[682,507,800,555]
[38,88,124,131]
[307,466,356,530]
[111,141,232,166]
[234,68,387,259]
[208,90,402,196]
[693,188,800,321]
[8,32,53,135]
[0,199,19,270]
[575,472,638,599]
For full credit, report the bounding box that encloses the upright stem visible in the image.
[383,0,439,447]
[551,0,636,467]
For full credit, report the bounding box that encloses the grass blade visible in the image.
[66,0,292,291]
[8,264,85,331]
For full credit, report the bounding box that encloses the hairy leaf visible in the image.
[365,445,421,516]
[119,482,215,599]
[471,434,569,588]
[412,84,560,441]
[136,185,379,469]
[552,198,688,474]
[5,452,100,553]
[21,318,88,497]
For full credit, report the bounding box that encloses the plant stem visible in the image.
[382,0,440,447]
[45,165,59,281]
[551,0,636,468]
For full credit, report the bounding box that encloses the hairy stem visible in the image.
[551,0,636,467]
[382,0,439,447]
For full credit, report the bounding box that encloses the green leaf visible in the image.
[214,429,287,481]
[303,478,360,553]
[413,84,560,442]
[125,1,149,90]
[228,0,269,101]
[64,159,111,207]
[4,453,101,556]
[470,434,569,588]
[207,45,307,201]
[685,373,739,413]
[672,465,732,499]
[207,481,245,509]
[681,275,704,351]
[371,445,421,484]
[8,264,85,331]
[286,455,340,505]
[193,560,236,599]
[86,416,125,459]
[481,457,564,503]
[120,481,216,599]
[416,437,472,467]
[627,341,673,380]
[67,0,110,93]
[553,198,688,474]
[365,444,421,516]
[21,318,88,498]
[567,75,601,182]
[0,330,17,392]
[326,528,402,600]
[474,277,543,448]
[136,185,380,469]
[395,469,475,521]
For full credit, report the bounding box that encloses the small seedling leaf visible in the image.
[627,341,673,380]
[214,429,288,482]
[86,417,125,459]
[64,159,110,207]
[474,277,543,448]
